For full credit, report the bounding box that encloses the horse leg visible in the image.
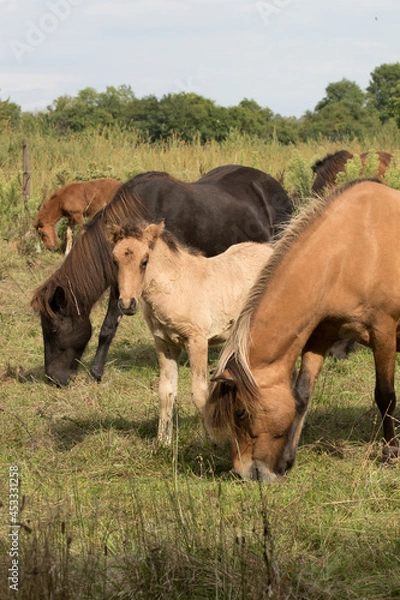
[88,284,122,382]
[186,336,209,438]
[154,336,181,445]
[371,322,399,460]
[65,217,75,256]
[275,333,334,474]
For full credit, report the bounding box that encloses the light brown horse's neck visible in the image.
[248,218,338,376]
[250,271,322,374]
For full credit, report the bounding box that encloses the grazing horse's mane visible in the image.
[209,179,384,428]
[31,188,145,318]
[311,149,353,173]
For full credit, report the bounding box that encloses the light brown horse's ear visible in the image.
[143,221,164,244]
[105,223,123,244]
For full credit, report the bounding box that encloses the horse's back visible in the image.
[308,182,400,309]
[197,164,293,222]
[117,166,292,256]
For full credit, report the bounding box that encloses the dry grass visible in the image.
[0,133,400,599]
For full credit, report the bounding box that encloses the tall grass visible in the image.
[0,130,400,599]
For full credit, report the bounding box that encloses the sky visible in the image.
[0,0,399,118]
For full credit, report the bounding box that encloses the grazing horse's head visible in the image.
[206,359,297,482]
[33,215,59,252]
[31,283,92,386]
[108,222,164,316]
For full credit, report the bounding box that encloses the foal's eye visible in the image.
[140,257,149,269]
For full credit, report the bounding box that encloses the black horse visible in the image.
[31,165,293,386]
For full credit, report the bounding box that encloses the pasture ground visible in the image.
[0,238,399,600]
[0,132,400,599]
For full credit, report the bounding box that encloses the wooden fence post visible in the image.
[22,138,31,204]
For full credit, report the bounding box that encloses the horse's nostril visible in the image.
[118,297,137,315]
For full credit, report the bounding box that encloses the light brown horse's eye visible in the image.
[234,408,247,420]
[140,256,149,269]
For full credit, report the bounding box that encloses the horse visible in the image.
[33,178,121,255]
[311,150,392,194]
[31,165,293,386]
[108,221,273,445]
[205,179,400,481]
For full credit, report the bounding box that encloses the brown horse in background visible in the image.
[311,150,392,194]
[205,179,400,481]
[33,178,121,255]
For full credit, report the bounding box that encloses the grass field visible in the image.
[0,131,399,599]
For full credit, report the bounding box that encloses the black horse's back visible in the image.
[110,164,292,255]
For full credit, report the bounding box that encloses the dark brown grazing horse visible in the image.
[311,150,392,194]
[205,179,400,481]
[33,178,121,254]
[31,165,293,386]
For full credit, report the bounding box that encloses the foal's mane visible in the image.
[31,186,145,317]
[210,179,384,420]
[115,222,203,256]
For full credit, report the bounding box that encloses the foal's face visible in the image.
[113,237,149,316]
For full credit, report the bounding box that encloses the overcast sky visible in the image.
[0,0,399,118]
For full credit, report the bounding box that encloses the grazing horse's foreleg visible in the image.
[154,336,181,446]
[89,284,122,382]
[276,332,336,474]
[371,321,399,460]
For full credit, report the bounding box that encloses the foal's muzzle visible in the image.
[118,297,138,315]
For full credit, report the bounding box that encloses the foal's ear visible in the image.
[105,223,124,244]
[143,221,165,245]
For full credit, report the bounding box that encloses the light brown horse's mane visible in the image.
[208,178,384,430]
[31,188,146,317]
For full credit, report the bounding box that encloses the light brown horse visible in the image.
[205,179,400,481]
[33,178,120,254]
[109,222,273,445]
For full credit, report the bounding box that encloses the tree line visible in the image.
[1,63,400,144]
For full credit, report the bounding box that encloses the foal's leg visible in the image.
[186,336,209,439]
[371,321,399,459]
[89,284,122,382]
[154,336,181,445]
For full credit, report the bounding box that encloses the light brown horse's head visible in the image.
[108,222,164,315]
[206,359,297,482]
[33,214,58,251]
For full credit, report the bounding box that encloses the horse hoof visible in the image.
[86,372,102,384]
[382,445,400,462]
